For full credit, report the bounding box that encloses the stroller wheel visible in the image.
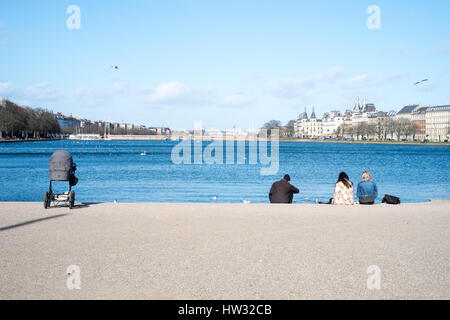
[69,191,75,209]
[44,192,50,209]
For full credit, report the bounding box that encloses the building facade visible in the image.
[425,105,450,142]
[396,105,420,120]
[56,114,81,129]
[294,108,323,138]
[411,107,428,141]
[291,99,449,142]
[322,111,344,137]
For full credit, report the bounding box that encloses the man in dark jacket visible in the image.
[269,174,299,204]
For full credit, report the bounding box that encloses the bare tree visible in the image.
[398,118,413,141]
[284,120,296,137]
[355,122,368,140]
[346,125,354,140]
[0,100,60,139]
[376,118,387,141]
[367,124,377,139]
[262,120,282,137]
[336,125,344,138]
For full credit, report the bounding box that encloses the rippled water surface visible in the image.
[0,140,449,203]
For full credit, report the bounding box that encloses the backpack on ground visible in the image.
[382,194,401,205]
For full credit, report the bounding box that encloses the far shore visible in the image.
[0,138,63,144]
[279,138,450,147]
[2,136,449,147]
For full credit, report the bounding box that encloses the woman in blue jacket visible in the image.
[357,171,378,205]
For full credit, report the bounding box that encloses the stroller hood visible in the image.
[49,150,74,181]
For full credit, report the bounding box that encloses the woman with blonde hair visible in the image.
[357,171,378,205]
[331,172,354,205]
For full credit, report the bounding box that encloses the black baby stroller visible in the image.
[44,150,78,209]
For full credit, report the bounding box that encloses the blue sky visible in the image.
[0,0,449,130]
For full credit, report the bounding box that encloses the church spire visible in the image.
[300,107,308,120]
[310,106,316,119]
[354,96,361,112]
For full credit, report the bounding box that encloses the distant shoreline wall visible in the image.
[1,136,449,146]
[280,139,450,147]
[0,138,62,144]
[105,135,169,141]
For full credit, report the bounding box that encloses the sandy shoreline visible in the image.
[0,201,449,300]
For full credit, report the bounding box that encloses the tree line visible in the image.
[336,118,419,141]
[0,99,61,139]
[66,124,159,136]
[261,120,295,137]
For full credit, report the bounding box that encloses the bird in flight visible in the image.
[414,79,429,85]
[111,65,119,70]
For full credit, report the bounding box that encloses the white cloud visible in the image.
[342,74,377,89]
[342,73,405,89]
[394,44,409,54]
[148,81,214,105]
[73,82,144,102]
[265,78,320,98]
[436,41,450,55]
[306,66,345,82]
[24,82,60,101]
[111,82,129,94]
[264,67,345,99]
[219,93,255,109]
[0,81,16,96]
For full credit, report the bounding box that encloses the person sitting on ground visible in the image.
[331,172,354,205]
[356,171,378,205]
[269,174,299,204]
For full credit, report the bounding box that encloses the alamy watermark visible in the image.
[66,5,81,30]
[66,265,81,290]
[171,122,279,176]
[366,5,381,30]
[366,265,381,290]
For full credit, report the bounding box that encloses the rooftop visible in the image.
[427,105,450,112]
[411,106,429,114]
[397,105,419,115]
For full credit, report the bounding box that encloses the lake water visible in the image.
[0,140,449,203]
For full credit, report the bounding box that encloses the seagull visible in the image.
[111,65,119,70]
[414,79,429,85]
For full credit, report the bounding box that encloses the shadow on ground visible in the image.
[48,202,100,210]
[0,214,68,232]
[0,202,101,232]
